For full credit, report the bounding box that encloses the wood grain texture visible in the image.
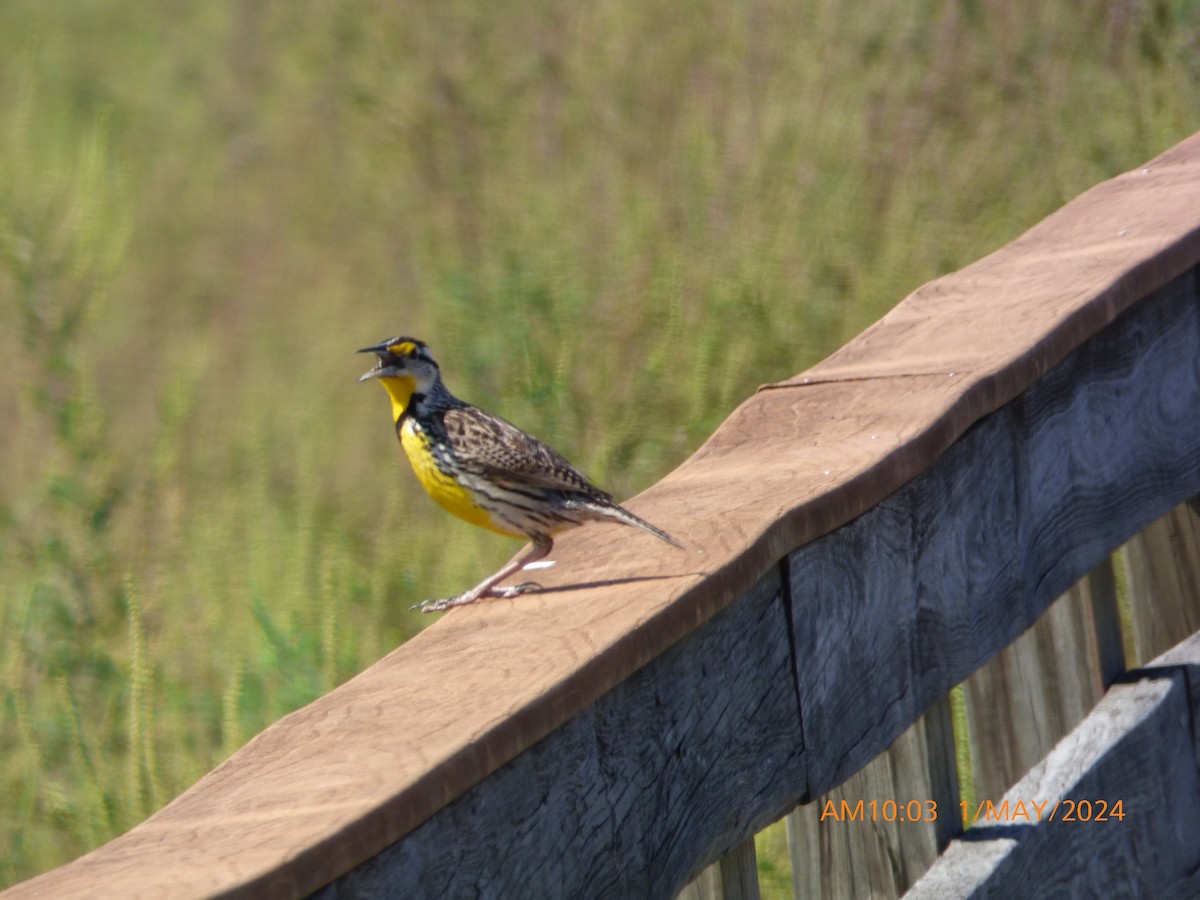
[309,568,805,900]
[811,752,910,898]
[7,137,1200,899]
[1012,271,1200,605]
[784,803,820,899]
[921,692,961,853]
[715,839,762,900]
[908,630,1200,899]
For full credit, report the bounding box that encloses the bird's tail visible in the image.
[593,500,685,550]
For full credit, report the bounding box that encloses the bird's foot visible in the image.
[485,581,542,599]
[411,581,543,613]
[411,596,456,613]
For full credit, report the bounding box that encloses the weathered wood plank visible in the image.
[884,711,946,883]
[805,717,950,899]
[908,630,1200,899]
[311,568,805,900]
[788,268,1200,800]
[715,839,761,900]
[920,692,961,853]
[784,804,820,899]
[815,753,908,899]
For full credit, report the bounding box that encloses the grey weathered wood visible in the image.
[1124,503,1200,665]
[908,630,1200,898]
[812,751,906,899]
[312,568,805,900]
[715,839,761,900]
[884,714,943,885]
[784,804,820,899]
[787,269,1200,800]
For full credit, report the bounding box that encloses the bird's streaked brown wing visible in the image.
[441,406,612,500]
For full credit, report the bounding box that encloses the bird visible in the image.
[358,337,683,612]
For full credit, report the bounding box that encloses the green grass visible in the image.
[2,0,1198,888]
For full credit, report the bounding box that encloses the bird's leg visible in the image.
[414,539,553,613]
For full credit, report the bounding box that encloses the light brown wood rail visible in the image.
[6,134,1200,899]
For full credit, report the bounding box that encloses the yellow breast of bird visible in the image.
[399,418,520,537]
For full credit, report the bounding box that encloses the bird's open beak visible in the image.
[357,344,392,382]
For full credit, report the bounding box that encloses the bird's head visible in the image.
[357,337,440,419]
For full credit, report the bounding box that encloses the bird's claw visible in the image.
[411,597,452,613]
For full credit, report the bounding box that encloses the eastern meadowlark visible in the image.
[358,337,683,612]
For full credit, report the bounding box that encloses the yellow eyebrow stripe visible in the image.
[388,341,419,356]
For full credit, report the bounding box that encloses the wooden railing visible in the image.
[6,134,1200,900]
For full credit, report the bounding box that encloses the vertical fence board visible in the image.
[1086,557,1127,689]
[922,693,961,853]
[716,839,762,900]
[883,715,944,887]
[784,805,820,899]
[815,753,905,899]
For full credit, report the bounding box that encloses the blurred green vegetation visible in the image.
[1,0,1197,889]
